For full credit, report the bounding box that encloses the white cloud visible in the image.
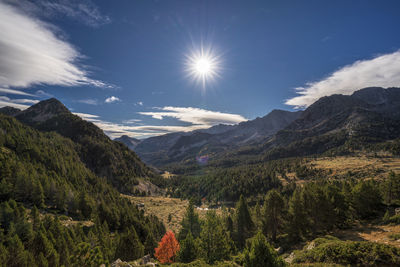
[135,101,143,106]
[74,106,246,139]
[105,96,120,103]
[122,119,142,124]
[73,112,100,120]
[78,98,98,105]
[0,1,110,90]
[286,50,400,108]
[0,96,38,110]
[139,106,247,126]
[0,88,34,96]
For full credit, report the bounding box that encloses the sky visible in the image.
[1,0,400,138]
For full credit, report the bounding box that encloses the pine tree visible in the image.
[115,226,144,261]
[32,180,45,208]
[287,189,307,242]
[263,189,284,242]
[352,181,382,218]
[234,195,254,249]
[199,211,231,264]
[6,234,29,267]
[244,231,284,267]
[177,232,197,263]
[178,200,201,241]
[144,231,157,256]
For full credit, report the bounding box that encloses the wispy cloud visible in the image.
[0,1,111,90]
[74,106,247,139]
[0,88,34,96]
[122,119,142,124]
[135,101,143,106]
[78,98,98,105]
[139,106,246,126]
[35,90,53,98]
[105,96,121,103]
[0,96,39,110]
[286,50,400,108]
[5,0,110,27]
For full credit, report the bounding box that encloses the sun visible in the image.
[185,46,221,89]
[194,57,212,75]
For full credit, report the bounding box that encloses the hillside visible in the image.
[1,98,163,193]
[0,113,165,266]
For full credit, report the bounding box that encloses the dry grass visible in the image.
[334,224,400,248]
[308,156,400,179]
[122,195,223,233]
[161,171,175,179]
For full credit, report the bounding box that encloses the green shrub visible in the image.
[293,240,400,265]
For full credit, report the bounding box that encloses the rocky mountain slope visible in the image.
[253,87,400,160]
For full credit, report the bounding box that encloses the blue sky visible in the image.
[1,0,400,138]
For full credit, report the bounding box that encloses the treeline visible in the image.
[166,158,326,202]
[0,114,165,266]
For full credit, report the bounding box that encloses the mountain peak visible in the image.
[16,98,70,123]
[0,106,21,116]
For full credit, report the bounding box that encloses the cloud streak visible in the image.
[73,106,247,139]
[0,96,38,110]
[0,1,110,90]
[139,106,246,127]
[286,50,400,108]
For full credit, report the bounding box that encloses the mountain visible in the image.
[1,98,162,193]
[0,106,21,116]
[131,109,302,166]
[253,87,400,160]
[115,135,142,150]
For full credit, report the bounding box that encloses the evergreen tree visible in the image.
[32,180,45,208]
[199,211,231,264]
[287,189,307,242]
[234,195,254,249]
[177,232,197,263]
[6,235,29,267]
[144,231,157,256]
[115,226,144,261]
[244,231,284,267]
[262,189,284,242]
[352,181,382,218]
[178,200,201,240]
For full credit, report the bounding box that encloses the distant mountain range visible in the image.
[0,98,161,193]
[117,108,302,166]
[116,87,400,167]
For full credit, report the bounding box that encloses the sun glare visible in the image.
[185,46,221,89]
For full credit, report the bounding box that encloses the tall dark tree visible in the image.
[234,195,254,249]
[178,200,201,240]
[177,232,197,263]
[262,189,284,242]
[115,227,144,261]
